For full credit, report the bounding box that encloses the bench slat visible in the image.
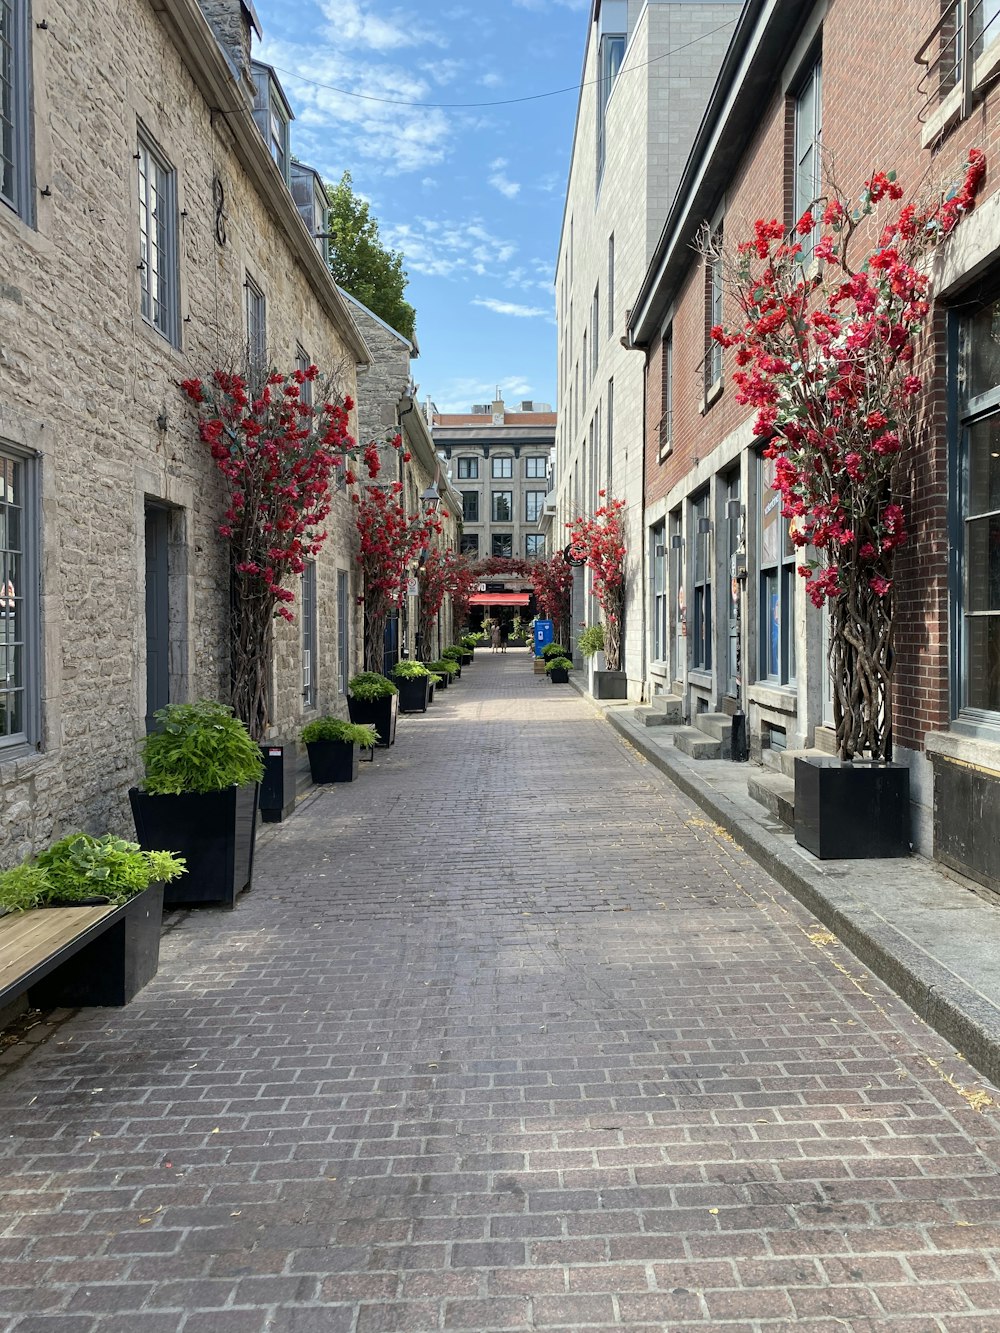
[0,908,117,992]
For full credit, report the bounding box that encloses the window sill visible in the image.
[921,35,1000,149]
[658,440,673,464]
[701,379,723,414]
[689,669,712,688]
[748,683,798,714]
[926,722,1000,775]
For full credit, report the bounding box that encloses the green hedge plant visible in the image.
[542,643,569,661]
[300,718,378,747]
[578,624,606,658]
[140,701,264,795]
[441,646,463,661]
[393,660,432,679]
[545,656,574,674]
[347,671,398,701]
[429,659,459,676]
[0,834,186,912]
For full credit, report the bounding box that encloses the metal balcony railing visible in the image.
[916,0,1000,122]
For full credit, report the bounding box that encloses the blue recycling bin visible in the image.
[533,619,554,657]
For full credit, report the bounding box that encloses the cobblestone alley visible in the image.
[2,650,1000,1333]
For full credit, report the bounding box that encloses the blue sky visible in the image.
[253,0,589,412]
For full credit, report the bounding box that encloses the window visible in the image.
[725,473,742,697]
[607,378,614,492]
[652,521,667,662]
[491,456,513,479]
[460,533,480,555]
[596,30,625,183]
[0,446,36,753]
[582,331,588,391]
[296,344,313,407]
[302,560,317,707]
[245,275,266,371]
[525,491,546,523]
[137,133,179,345]
[608,234,615,339]
[492,533,513,558]
[793,57,823,257]
[708,229,724,388]
[251,63,292,185]
[337,570,349,695]
[670,510,684,679]
[592,285,600,379]
[0,0,32,221]
[692,492,712,672]
[457,456,479,480]
[659,327,673,458]
[462,490,479,522]
[759,454,796,683]
[955,295,1000,718]
[492,491,512,522]
[525,456,547,478]
[526,534,545,557]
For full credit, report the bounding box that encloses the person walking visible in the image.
[499,622,510,654]
[490,621,501,653]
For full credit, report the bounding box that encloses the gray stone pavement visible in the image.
[2,648,1000,1331]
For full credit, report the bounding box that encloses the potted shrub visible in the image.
[579,622,628,700]
[301,718,377,783]
[542,642,569,663]
[393,660,433,713]
[427,672,442,703]
[429,658,459,688]
[347,671,399,748]
[441,647,463,678]
[0,835,186,1005]
[459,634,477,664]
[545,655,574,684]
[129,700,264,908]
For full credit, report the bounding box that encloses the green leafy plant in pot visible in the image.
[392,660,433,713]
[300,717,378,784]
[428,658,459,688]
[545,655,574,684]
[347,671,399,748]
[129,700,264,908]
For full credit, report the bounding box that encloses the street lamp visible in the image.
[420,481,441,514]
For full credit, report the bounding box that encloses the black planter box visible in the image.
[129,783,259,908]
[427,681,436,704]
[396,677,430,712]
[794,756,910,859]
[258,741,298,823]
[460,652,473,665]
[29,884,164,1009]
[432,672,449,690]
[306,739,360,784]
[592,669,627,700]
[347,692,398,747]
[549,668,570,684]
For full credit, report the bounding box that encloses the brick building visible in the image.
[627,0,1000,882]
[0,0,372,862]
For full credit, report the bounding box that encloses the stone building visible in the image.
[554,0,739,688]
[432,395,555,562]
[626,0,1000,882]
[0,0,372,863]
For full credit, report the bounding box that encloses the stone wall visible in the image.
[0,0,364,862]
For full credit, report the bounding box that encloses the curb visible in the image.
[580,687,1000,1089]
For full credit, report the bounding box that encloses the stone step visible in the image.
[634,708,672,727]
[673,726,722,760]
[814,725,838,756]
[693,712,733,759]
[778,747,829,780]
[652,694,684,723]
[747,770,795,827]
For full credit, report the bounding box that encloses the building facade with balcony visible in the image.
[627,0,1000,884]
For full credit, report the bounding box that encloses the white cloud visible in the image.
[382,215,521,279]
[513,0,587,9]
[488,157,521,199]
[319,0,448,52]
[479,72,502,88]
[433,376,535,413]
[473,297,549,318]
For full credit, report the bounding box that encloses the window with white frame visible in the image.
[302,559,317,707]
[525,491,545,523]
[758,453,796,683]
[955,293,1000,719]
[708,228,724,388]
[457,456,479,479]
[793,56,823,258]
[491,455,513,479]
[0,445,37,753]
[492,491,512,522]
[296,343,313,407]
[138,133,179,344]
[526,534,545,557]
[0,0,32,222]
[652,521,667,662]
[692,492,712,671]
[251,62,292,185]
[245,275,266,371]
[659,327,673,458]
[525,456,547,478]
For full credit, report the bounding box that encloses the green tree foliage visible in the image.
[326,172,416,342]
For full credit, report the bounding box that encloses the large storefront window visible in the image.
[957,296,1000,718]
[758,454,796,684]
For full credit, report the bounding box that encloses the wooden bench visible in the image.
[0,885,164,1013]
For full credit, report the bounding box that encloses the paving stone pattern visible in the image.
[2,650,1000,1331]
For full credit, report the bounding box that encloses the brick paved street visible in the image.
[3,649,1000,1332]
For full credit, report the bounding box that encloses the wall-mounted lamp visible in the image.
[420,481,441,514]
[654,544,666,558]
[726,499,744,520]
[670,534,684,550]
[697,516,713,535]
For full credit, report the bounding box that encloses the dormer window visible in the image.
[290,161,328,253]
[251,61,293,185]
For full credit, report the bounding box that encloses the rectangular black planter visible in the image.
[347,693,398,747]
[258,741,298,822]
[129,783,259,908]
[794,756,910,859]
[396,677,430,712]
[306,739,359,783]
[592,670,627,700]
[549,668,570,684]
[28,884,164,1008]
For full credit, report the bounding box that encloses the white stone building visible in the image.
[554,0,739,686]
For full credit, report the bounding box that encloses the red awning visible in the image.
[468,593,531,606]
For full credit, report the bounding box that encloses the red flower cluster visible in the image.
[531,555,574,637]
[566,494,627,669]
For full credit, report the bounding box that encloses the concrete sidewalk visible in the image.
[576,686,1000,1090]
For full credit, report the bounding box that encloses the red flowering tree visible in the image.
[180,365,356,740]
[471,555,536,579]
[348,437,442,672]
[710,152,984,761]
[567,494,627,670]
[417,547,455,659]
[449,554,477,632]
[531,555,574,645]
